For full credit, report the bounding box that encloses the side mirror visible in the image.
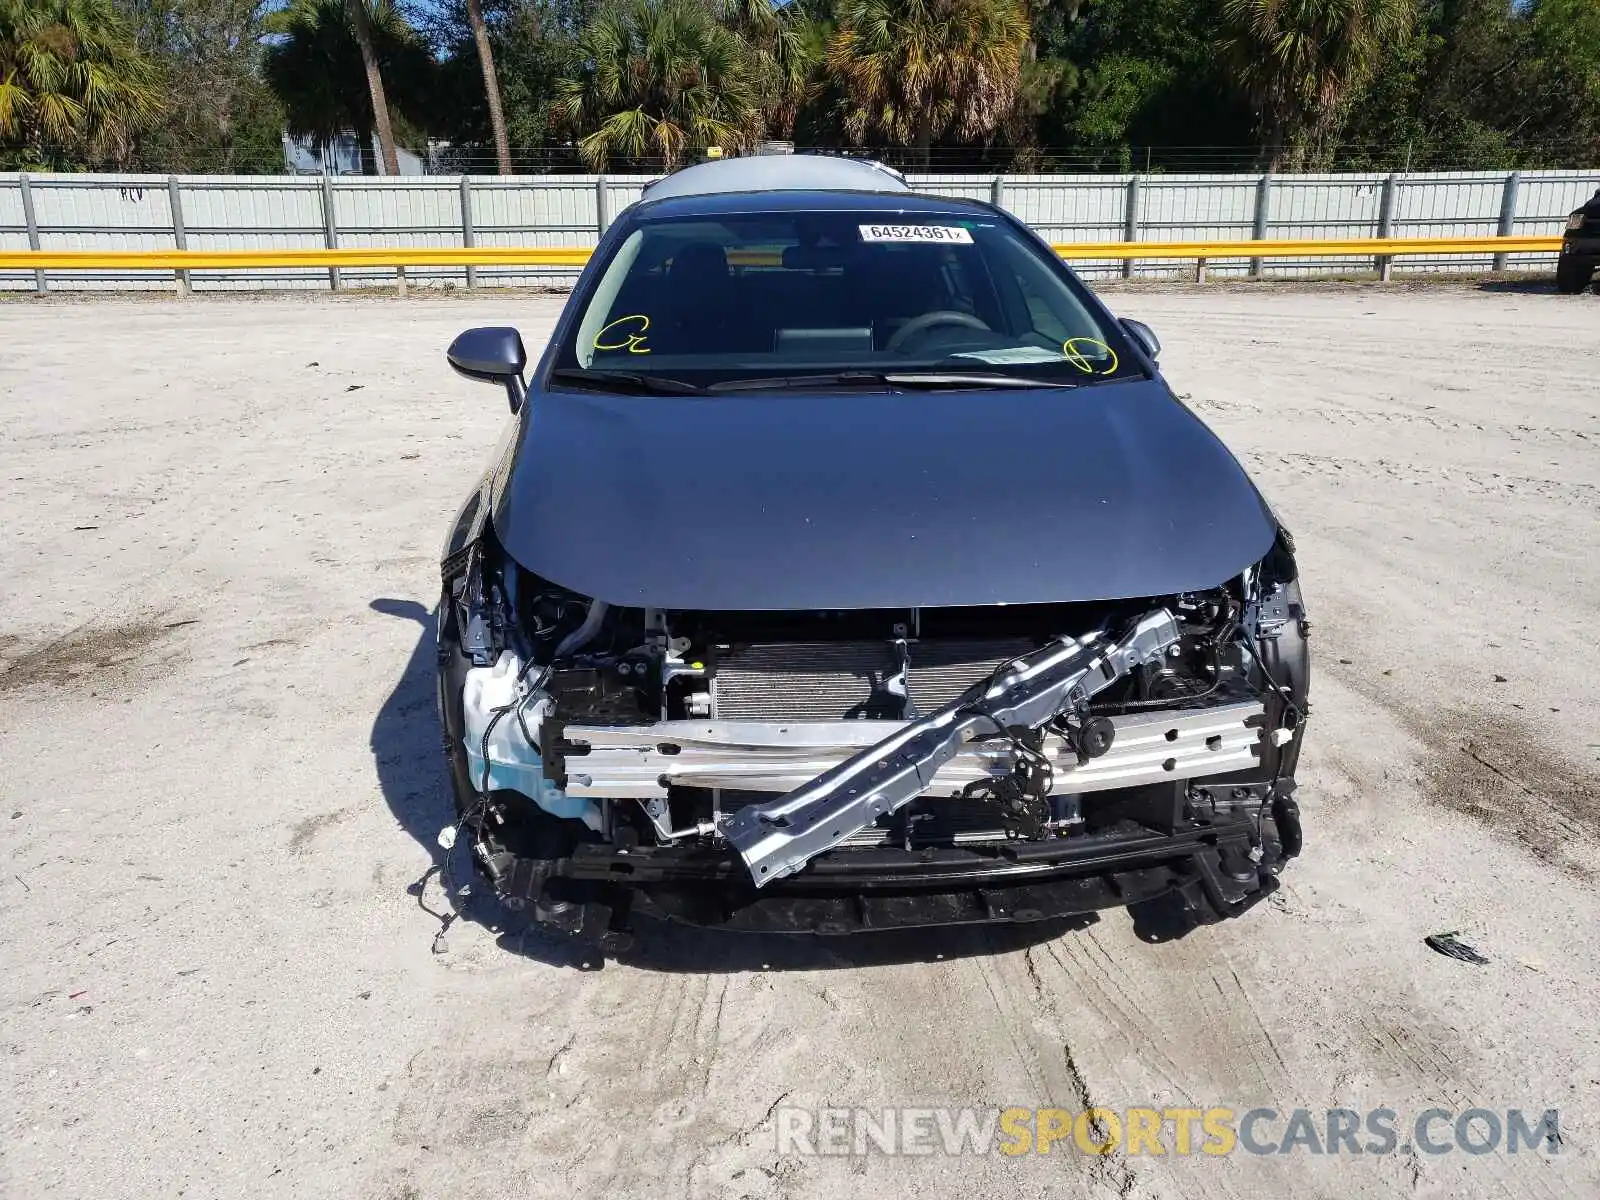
[1120,318,1161,361]
[447,326,528,412]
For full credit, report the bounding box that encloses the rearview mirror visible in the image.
[448,326,528,412]
[1120,318,1161,361]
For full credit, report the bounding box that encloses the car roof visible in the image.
[633,185,997,222]
[640,154,909,200]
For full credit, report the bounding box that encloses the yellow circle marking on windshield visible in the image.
[1062,337,1118,375]
[595,314,651,354]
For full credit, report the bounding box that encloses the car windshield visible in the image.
[553,210,1143,389]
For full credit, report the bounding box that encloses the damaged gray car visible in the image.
[435,156,1309,949]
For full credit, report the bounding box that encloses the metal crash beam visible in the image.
[560,701,1263,798]
[721,609,1182,886]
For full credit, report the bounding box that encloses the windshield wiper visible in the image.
[708,371,891,393]
[707,370,1081,393]
[549,367,704,395]
[885,371,1082,389]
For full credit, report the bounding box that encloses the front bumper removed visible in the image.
[484,795,1302,938]
[446,595,1308,946]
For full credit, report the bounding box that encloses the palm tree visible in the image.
[0,0,165,168]
[265,0,432,170]
[346,0,398,173]
[465,0,513,173]
[713,0,817,140]
[826,0,1030,163]
[558,0,763,170]
[1221,0,1416,170]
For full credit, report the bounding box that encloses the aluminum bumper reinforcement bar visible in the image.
[559,701,1262,799]
[723,609,1182,885]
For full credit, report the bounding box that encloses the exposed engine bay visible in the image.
[437,527,1309,946]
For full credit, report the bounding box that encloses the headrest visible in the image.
[667,242,730,282]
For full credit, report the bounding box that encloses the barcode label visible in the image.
[858,224,974,244]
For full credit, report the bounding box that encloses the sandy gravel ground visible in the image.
[2,285,1598,1200]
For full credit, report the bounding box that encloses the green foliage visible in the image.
[9,0,1597,173]
[1520,0,1600,165]
[556,0,766,169]
[263,0,434,150]
[1,0,165,168]
[117,0,284,172]
[426,0,581,163]
[826,0,1030,156]
[1067,54,1170,146]
[1336,0,1600,170]
[715,0,818,139]
[789,8,847,148]
[1220,0,1418,169]
[1038,0,1252,168]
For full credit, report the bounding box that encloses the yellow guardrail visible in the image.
[0,235,1563,272]
[1055,235,1561,259]
[0,246,594,270]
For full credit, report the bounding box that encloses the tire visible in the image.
[1555,258,1594,294]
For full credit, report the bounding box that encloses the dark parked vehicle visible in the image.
[435,155,1310,950]
[1557,188,1600,294]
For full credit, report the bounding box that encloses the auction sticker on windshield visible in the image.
[859,224,974,244]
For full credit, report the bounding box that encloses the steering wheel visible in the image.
[884,310,992,353]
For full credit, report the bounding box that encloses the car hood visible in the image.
[490,378,1277,610]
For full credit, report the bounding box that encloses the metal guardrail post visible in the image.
[393,180,407,296]
[1122,176,1141,279]
[596,173,610,237]
[19,174,46,295]
[990,175,1005,210]
[460,175,477,290]
[167,176,190,295]
[1494,171,1520,272]
[1251,174,1272,278]
[394,182,407,296]
[319,173,341,292]
[1376,174,1399,281]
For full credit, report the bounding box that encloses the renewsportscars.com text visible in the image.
[775,1106,1564,1158]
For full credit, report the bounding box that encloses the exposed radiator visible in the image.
[711,638,1038,721]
